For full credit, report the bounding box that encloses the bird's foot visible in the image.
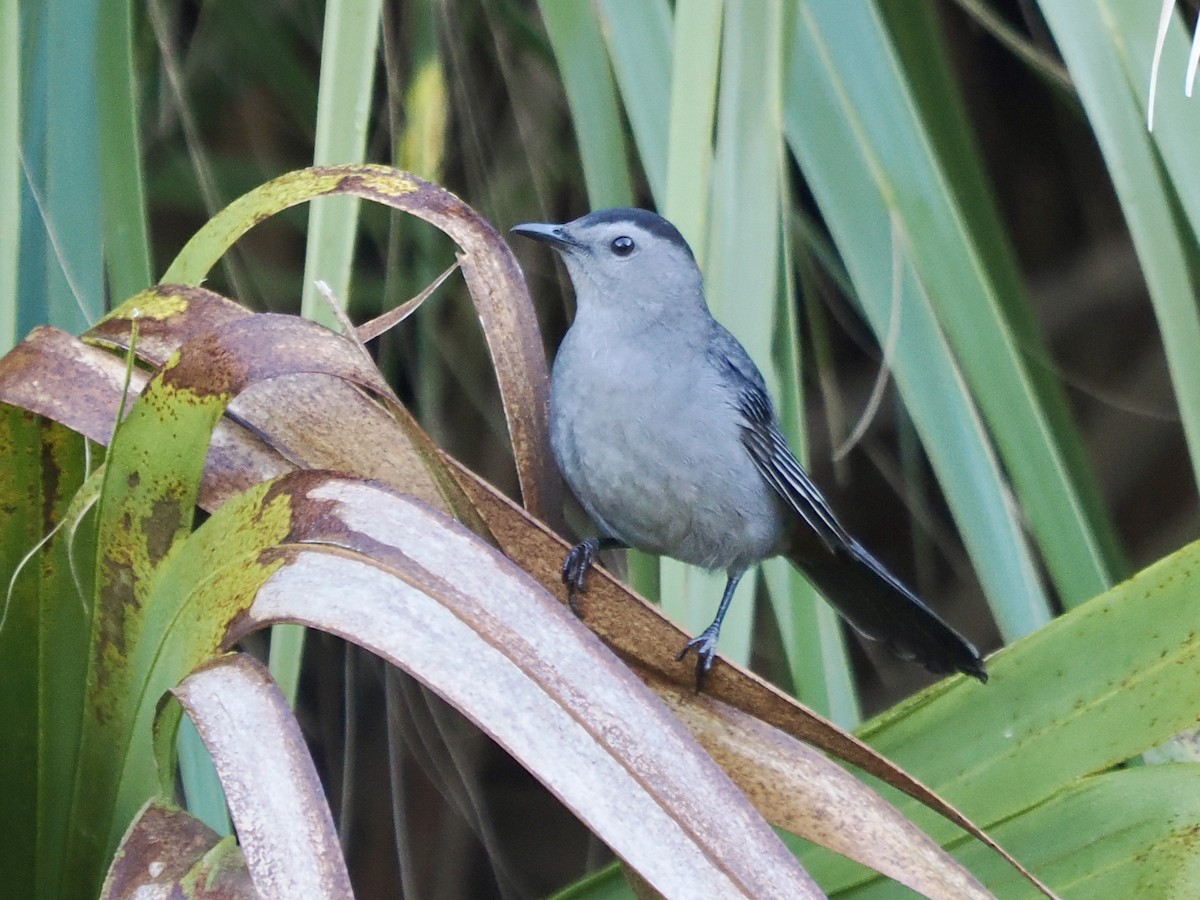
[562,538,601,618]
[676,625,721,691]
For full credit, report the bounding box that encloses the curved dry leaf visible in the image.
[156,311,393,402]
[223,474,821,899]
[158,165,559,522]
[0,326,146,446]
[87,284,251,364]
[0,321,1039,894]
[442,452,1053,897]
[2,314,480,538]
[87,312,412,687]
[171,654,354,900]
[652,677,992,900]
[354,259,462,342]
[0,326,291,506]
[88,285,461,517]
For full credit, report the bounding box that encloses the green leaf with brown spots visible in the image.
[60,313,402,897]
[0,408,95,900]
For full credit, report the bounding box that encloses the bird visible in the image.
[512,208,987,688]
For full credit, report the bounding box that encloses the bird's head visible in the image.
[512,208,706,321]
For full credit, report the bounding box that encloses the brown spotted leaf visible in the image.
[156,164,558,522]
[100,801,254,899]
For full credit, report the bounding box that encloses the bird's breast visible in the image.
[550,327,787,571]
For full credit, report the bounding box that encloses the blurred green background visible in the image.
[7,0,1200,895]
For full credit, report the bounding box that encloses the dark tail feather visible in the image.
[789,537,988,682]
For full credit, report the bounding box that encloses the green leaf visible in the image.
[787,1,1054,638]
[176,715,231,836]
[883,0,1126,595]
[22,0,105,334]
[952,766,1200,899]
[0,407,42,898]
[548,862,633,900]
[0,0,18,351]
[843,765,1200,898]
[64,354,238,895]
[803,538,1200,892]
[662,0,722,255]
[535,2,633,208]
[299,0,384,327]
[0,410,94,900]
[96,0,152,301]
[1039,0,1200,495]
[1116,0,1200,241]
[595,0,673,201]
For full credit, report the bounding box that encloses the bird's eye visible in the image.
[611,236,635,257]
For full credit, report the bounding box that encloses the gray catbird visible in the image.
[513,208,987,687]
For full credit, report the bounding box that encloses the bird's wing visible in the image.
[711,332,987,681]
[734,379,853,551]
[707,329,852,552]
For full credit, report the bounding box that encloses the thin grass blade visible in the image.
[96,0,152,301]
[1038,0,1200,496]
[0,0,17,351]
[595,0,672,201]
[299,0,384,328]
[535,2,633,208]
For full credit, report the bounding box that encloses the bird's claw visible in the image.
[561,539,599,618]
[676,626,721,691]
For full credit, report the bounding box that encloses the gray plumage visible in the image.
[513,208,986,686]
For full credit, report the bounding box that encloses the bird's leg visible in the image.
[562,536,627,617]
[676,567,746,690]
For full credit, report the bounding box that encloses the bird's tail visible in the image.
[788,536,988,682]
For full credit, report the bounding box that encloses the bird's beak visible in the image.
[511,222,579,251]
